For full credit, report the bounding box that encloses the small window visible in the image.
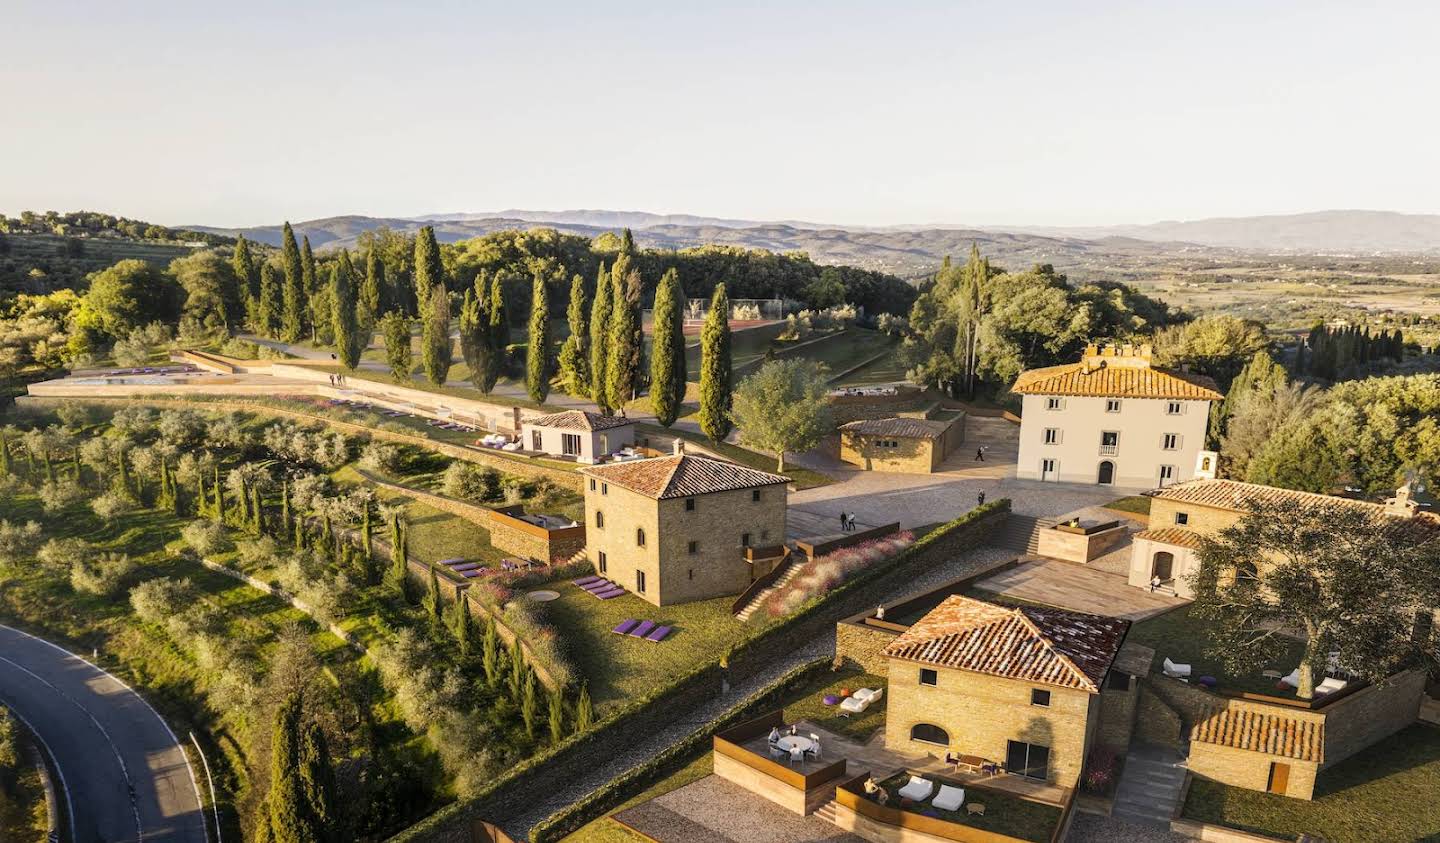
[688,540,698,555]
[1043,428,1060,445]
[595,511,604,528]
[1046,397,1063,411]
[919,668,938,686]
[1107,672,1131,692]
[589,478,596,491]
[1159,465,1175,484]
[636,528,646,547]
[688,568,694,580]
[761,529,769,541]
[1105,399,1121,413]
[597,550,607,573]
[685,497,695,511]
[1031,689,1051,707]
[751,489,762,502]
[1174,512,1189,526]
[636,570,646,593]
[1167,401,1183,415]
[1162,433,1180,450]
[741,532,751,547]
[531,430,543,450]
[601,482,609,495]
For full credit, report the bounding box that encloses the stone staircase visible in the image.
[1111,743,1188,827]
[814,799,841,824]
[994,515,1056,555]
[735,555,804,621]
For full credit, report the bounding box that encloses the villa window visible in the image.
[561,433,581,456]
[595,511,604,528]
[1006,740,1050,781]
[636,528,646,547]
[1174,512,1189,526]
[636,570,646,593]
[742,532,751,547]
[1099,431,1119,455]
[590,478,596,491]
[1106,399,1121,413]
[597,551,607,573]
[1159,465,1175,485]
[602,483,609,495]
[531,430,543,450]
[1162,433,1180,450]
[1046,397,1063,411]
[1043,428,1060,445]
[919,668,938,686]
[685,497,695,511]
[688,540,698,555]
[1031,689,1051,707]
[1167,401,1183,415]
[688,568,694,580]
[911,723,950,746]
[752,489,762,502]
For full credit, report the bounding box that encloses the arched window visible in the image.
[595,511,604,528]
[910,723,950,746]
[636,527,646,547]
[1151,551,1174,581]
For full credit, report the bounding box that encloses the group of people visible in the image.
[838,511,861,532]
[328,373,350,387]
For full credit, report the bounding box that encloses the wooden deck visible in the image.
[971,558,1187,620]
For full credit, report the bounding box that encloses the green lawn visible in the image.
[543,586,748,713]
[833,346,909,386]
[775,328,897,378]
[1183,724,1440,842]
[1127,604,1307,697]
[1104,495,1153,516]
[333,464,502,570]
[775,668,887,742]
[874,771,1062,843]
[637,424,834,490]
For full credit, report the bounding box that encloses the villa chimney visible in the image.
[673,438,686,456]
[1384,482,1420,519]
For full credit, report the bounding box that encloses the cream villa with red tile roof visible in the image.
[577,449,790,606]
[1013,343,1221,489]
[520,410,635,464]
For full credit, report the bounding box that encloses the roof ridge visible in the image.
[1011,606,1098,692]
[657,455,686,497]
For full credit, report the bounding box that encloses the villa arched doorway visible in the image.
[1097,460,1115,485]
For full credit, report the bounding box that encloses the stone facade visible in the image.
[1134,682,1184,750]
[835,620,900,676]
[882,661,1100,787]
[1095,674,1141,750]
[1037,523,1129,564]
[839,432,941,474]
[487,507,586,564]
[1188,741,1320,799]
[584,475,788,606]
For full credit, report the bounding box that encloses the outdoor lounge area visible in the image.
[832,769,1068,843]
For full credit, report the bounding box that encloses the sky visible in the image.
[3,1,1438,228]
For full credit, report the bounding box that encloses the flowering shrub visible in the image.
[764,531,916,618]
[1081,747,1121,795]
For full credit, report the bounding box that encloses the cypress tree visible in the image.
[301,236,323,343]
[425,565,443,629]
[420,281,452,386]
[649,268,686,426]
[0,429,9,476]
[588,262,612,413]
[233,234,257,325]
[360,248,384,328]
[526,270,551,403]
[298,719,337,838]
[281,222,305,343]
[360,501,374,581]
[330,251,361,370]
[451,593,474,660]
[268,695,311,843]
[698,283,733,442]
[521,668,538,739]
[258,262,281,338]
[547,688,565,743]
[507,638,525,700]
[280,481,291,533]
[250,484,263,534]
[379,311,413,383]
[481,615,501,687]
[557,273,589,397]
[575,683,594,732]
[606,267,642,413]
[487,271,508,385]
[213,466,225,523]
[459,281,495,394]
[412,226,443,315]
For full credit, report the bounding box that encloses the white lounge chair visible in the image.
[1279,668,1301,688]
[1163,657,1192,679]
[932,784,966,812]
[1315,677,1348,695]
[840,687,883,715]
[897,775,935,802]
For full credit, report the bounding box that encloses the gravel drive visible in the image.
[1069,812,1193,842]
[615,775,865,842]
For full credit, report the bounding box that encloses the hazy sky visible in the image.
[3,1,1437,228]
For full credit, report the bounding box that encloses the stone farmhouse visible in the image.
[577,447,790,606]
[1013,343,1222,489]
[837,406,966,474]
[519,410,635,464]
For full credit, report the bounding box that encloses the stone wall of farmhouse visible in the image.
[1135,681,1184,751]
[1321,668,1426,766]
[834,621,899,676]
[839,432,939,473]
[1096,680,1140,751]
[1188,742,1320,799]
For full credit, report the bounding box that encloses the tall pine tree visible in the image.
[302,236,327,344]
[588,262,612,413]
[420,282,452,386]
[280,222,305,343]
[698,283,733,442]
[268,695,315,843]
[557,273,589,397]
[484,271,507,391]
[526,271,551,402]
[606,267,642,414]
[233,234,257,326]
[258,261,281,338]
[649,268,686,426]
[413,225,443,315]
[380,311,412,382]
[298,719,337,839]
[360,248,384,328]
[331,251,362,370]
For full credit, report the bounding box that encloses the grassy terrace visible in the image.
[333,464,501,571]
[1127,604,1307,697]
[833,346,908,385]
[770,327,898,377]
[1184,724,1440,842]
[777,667,887,742]
[636,423,834,490]
[1103,495,1153,516]
[543,586,747,713]
[873,771,1062,843]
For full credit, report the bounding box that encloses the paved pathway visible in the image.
[614,775,864,843]
[498,543,1018,839]
[972,558,1187,620]
[1111,742,1189,828]
[1070,811,1192,843]
[0,624,209,843]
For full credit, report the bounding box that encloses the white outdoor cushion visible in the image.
[932,785,966,812]
[1279,669,1301,688]
[897,776,934,802]
[853,687,878,701]
[839,695,869,713]
[1163,657,1192,678]
[1316,677,1348,695]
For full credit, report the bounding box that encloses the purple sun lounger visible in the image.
[627,620,657,639]
[450,562,482,572]
[573,575,604,587]
[644,626,672,643]
[582,579,615,593]
[438,558,465,567]
[460,569,484,579]
[595,587,626,599]
[612,619,639,635]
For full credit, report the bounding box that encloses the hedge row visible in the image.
[528,658,833,842]
[388,499,1012,841]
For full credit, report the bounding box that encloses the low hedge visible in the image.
[387,500,1011,841]
[528,657,833,842]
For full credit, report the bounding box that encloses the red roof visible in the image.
[578,454,790,500]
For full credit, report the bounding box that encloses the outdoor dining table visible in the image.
[775,735,815,755]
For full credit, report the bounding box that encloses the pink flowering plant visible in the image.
[764,531,915,618]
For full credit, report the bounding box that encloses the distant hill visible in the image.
[992,210,1440,254]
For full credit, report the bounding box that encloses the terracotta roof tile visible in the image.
[1191,706,1324,762]
[1152,480,1439,538]
[578,454,790,499]
[523,410,634,432]
[1012,363,1222,401]
[840,417,950,440]
[1133,527,1205,550]
[882,595,1129,693]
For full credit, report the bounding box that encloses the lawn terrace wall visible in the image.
[388,501,1011,843]
[488,505,586,564]
[796,521,901,559]
[832,772,1047,843]
[712,711,848,815]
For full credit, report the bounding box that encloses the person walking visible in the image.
[839,512,848,532]
[975,446,985,461]
[977,491,986,506]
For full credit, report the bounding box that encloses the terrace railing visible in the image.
[713,711,848,791]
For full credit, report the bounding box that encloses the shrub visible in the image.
[108,405,156,438]
[501,476,530,505]
[1082,747,1121,795]
[442,462,501,502]
[39,478,85,513]
[765,531,916,617]
[130,576,200,624]
[181,519,230,557]
[0,519,43,566]
[54,402,98,430]
[234,536,280,570]
[502,600,575,688]
[70,552,138,596]
[90,490,137,522]
[360,442,404,475]
[37,537,93,572]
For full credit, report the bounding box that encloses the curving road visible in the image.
[0,624,209,843]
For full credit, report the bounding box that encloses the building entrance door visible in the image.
[1097,460,1115,485]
